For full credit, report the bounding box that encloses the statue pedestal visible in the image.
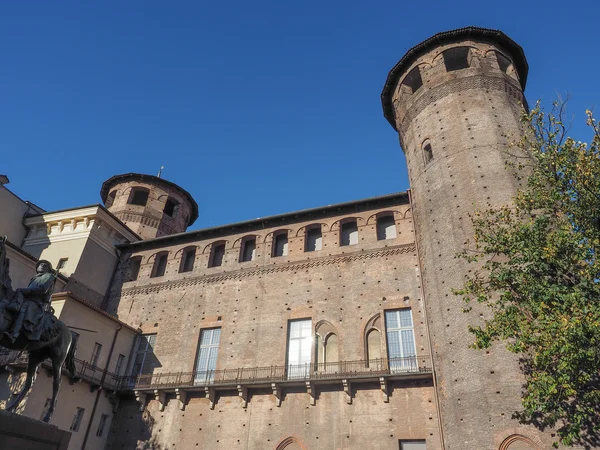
[0,410,71,449]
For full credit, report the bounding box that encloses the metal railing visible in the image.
[4,354,432,392]
[120,355,432,391]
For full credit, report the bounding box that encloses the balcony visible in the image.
[121,356,433,410]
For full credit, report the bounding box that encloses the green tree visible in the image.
[456,102,600,447]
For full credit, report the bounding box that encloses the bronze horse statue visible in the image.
[0,237,77,423]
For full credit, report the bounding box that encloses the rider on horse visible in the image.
[3,259,55,343]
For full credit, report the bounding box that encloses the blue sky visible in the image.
[2,1,599,230]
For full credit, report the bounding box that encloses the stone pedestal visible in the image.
[0,410,71,450]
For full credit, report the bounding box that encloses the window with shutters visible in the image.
[90,342,102,367]
[272,231,289,257]
[240,237,256,262]
[195,328,221,384]
[376,214,397,240]
[340,220,358,246]
[305,225,322,252]
[385,309,417,372]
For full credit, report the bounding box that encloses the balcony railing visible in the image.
[3,353,432,393]
[120,355,432,391]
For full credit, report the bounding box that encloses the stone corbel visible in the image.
[379,377,389,403]
[342,379,352,404]
[154,389,167,411]
[175,388,188,411]
[205,387,216,410]
[271,383,282,407]
[134,390,148,412]
[237,385,248,408]
[306,381,316,406]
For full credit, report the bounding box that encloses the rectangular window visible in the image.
[399,440,427,450]
[96,414,109,437]
[385,309,417,373]
[340,221,358,246]
[209,243,225,268]
[240,238,256,262]
[195,328,221,384]
[40,398,52,420]
[129,188,149,206]
[128,256,142,281]
[272,232,288,257]
[133,334,157,376]
[70,407,85,432]
[163,198,178,217]
[91,343,102,367]
[57,258,68,270]
[114,354,126,376]
[151,253,168,278]
[287,319,312,379]
[305,226,322,252]
[443,47,470,72]
[180,248,196,273]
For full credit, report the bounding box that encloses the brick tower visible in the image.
[382,28,551,449]
[101,173,198,240]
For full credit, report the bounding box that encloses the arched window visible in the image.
[443,46,471,72]
[376,214,397,240]
[496,51,512,73]
[128,187,149,206]
[240,237,256,262]
[127,256,142,281]
[272,231,289,257]
[499,434,540,450]
[105,191,117,208]
[305,225,322,252]
[208,242,226,268]
[276,437,304,450]
[179,247,196,273]
[150,252,168,278]
[367,329,382,365]
[340,220,358,246]
[163,197,179,218]
[422,140,433,165]
[401,66,423,94]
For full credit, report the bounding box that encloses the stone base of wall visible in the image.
[0,410,71,450]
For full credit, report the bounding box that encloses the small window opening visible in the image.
[272,232,289,257]
[240,238,256,262]
[151,252,168,278]
[179,247,196,273]
[423,141,433,164]
[128,256,142,281]
[377,215,397,240]
[496,51,512,73]
[443,47,470,72]
[340,220,358,246]
[401,66,423,94]
[105,191,117,208]
[305,226,322,252]
[163,197,179,217]
[129,187,149,206]
[70,407,85,432]
[209,242,226,268]
[57,258,68,270]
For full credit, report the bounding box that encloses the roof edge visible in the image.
[381,26,529,131]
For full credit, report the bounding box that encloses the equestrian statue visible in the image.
[0,236,77,423]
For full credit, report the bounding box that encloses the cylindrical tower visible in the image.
[100,173,198,240]
[382,28,550,449]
